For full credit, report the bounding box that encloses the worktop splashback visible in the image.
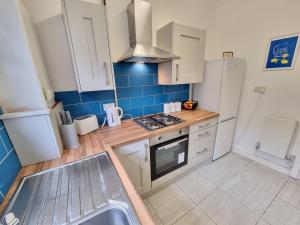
[55,63,189,124]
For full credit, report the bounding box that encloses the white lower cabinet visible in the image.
[188,125,217,167]
[114,139,151,195]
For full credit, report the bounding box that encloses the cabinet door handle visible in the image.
[144,144,148,162]
[198,131,210,138]
[197,148,208,154]
[104,62,110,86]
[176,64,179,82]
[199,123,210,129]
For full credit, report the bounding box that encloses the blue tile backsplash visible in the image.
[55,63,189,124]
[0,109,21,203]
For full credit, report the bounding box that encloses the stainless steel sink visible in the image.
[0,152,141,225]
[79,206,130,225]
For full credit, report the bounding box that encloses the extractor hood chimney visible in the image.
[117,0,180,63]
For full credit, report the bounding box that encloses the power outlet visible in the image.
[103,103,115,112]
[254,86,266,94]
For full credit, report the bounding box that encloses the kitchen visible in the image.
[0,0,300,225]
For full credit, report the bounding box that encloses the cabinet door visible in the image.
[173,24,206,84]
[63,0,113,92]
[114,139,151,195]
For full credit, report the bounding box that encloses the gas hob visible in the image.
[134,113,183,131]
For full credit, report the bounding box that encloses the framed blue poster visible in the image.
[265,34,299,70]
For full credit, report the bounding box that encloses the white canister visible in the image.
[175,102,182,112]
[164,103,171,114]
[59,124,80,149]
[170,102,176,113]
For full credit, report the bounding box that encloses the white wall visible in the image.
[214,0,300,176]
[107,0,218,61]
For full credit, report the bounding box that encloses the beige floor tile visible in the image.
[263,198,295,225]
[175,171,217,204]
[173,205,216,225]
[143,199,163,225]
[241,162,287,195]
[197,163,238,186]
[278,181,300,209]
[285,207,300,225]
[199,189,259,225]
[241,185,275,215]
[213,152,251,172]
[221,174,256,201]
[221,173,275,215]
[148,184,195,225]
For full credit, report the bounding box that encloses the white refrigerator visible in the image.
[193,58,245,160]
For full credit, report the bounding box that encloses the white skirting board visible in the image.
[232,147,291,175]
[256,115,298,168]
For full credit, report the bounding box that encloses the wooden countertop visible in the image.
[0,109,218,224]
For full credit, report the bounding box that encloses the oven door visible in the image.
[150,135,188,181]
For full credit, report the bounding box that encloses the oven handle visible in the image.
[157,138,188,151]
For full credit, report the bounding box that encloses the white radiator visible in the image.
[256,115,298,168]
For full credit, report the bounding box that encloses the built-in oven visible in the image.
[150,127,189,181]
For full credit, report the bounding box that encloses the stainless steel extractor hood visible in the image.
[117,0,179,63]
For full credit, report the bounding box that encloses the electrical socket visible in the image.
[254,86,266,94]
[103,103,115,112]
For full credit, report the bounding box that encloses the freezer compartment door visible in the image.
[213,118,236,160]
[219,59,245,122]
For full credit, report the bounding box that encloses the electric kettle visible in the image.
[104,105,123,127]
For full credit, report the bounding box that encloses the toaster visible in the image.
[73,115,99,135]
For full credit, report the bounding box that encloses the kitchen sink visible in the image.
[79,207,130,225]
[0,152,141,225]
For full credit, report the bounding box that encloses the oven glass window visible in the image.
[151,136,188,180]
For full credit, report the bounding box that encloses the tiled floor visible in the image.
[143,153,300,225]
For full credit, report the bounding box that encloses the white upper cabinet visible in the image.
[157,22,206,84]
[63,0,114,92]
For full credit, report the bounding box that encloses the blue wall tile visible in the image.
[129,75,154,86]
[165,85,183,93]
[0,129,13,152]
[55,63,189,124]
[117,87,143,98]
[113,63,130,75]
[124,107,144,118]
[131,96,154,108]
[143,63,158,75]
[144,104,163,115]
[115,75,129,88]
[143,85,164,96]
[0,109,20,203]
[182,84,190,91]
[0,135,7,162]
[0,151,21,196]
[128,63,145,75]
[155,94,174,104]
[118,98,131,110]
[64,102,101,118]
[81,90,115,103]
[55,91,81,105]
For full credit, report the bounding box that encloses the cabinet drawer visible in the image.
[188,126,216,165]
[190,117,218,134]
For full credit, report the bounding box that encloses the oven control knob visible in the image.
[179,130,183,134]
[158,137,162,141]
